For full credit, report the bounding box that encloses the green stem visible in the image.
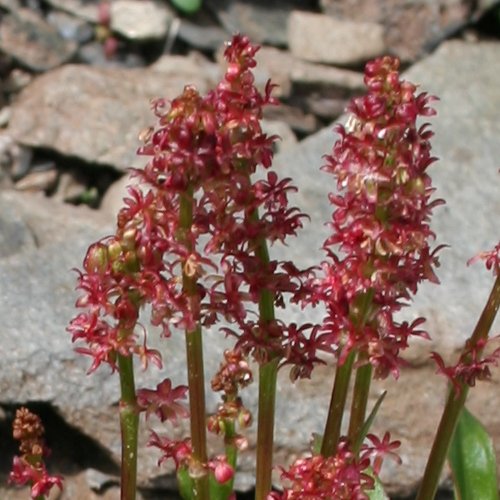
[179,189,209,500]
[249,205,279,500]
[416,274,500,500]
[348,361,373,449]
[223,417,238,473]
[118,347,139,500]
[255,357,279,500]
[185,325,209,499]
[321,351,355,457]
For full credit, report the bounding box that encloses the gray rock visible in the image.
[319,0,471,62]
[206,0,294,47]
[0,8,78,71]
[7,55,216,170]
[288,11,386,66]
[110,0,172,41]
[47,9,94,44]
[44,0,102,23]
[177,19,228,53]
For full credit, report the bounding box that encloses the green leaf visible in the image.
[448,406,499,500]
[366,468,389,500]
[170,0,202,14]
[353,390,387,453]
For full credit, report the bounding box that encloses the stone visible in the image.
[0,8,78,71]
[176,19,228,53]
[206,0,297,47]
[44,0,102,23]
[290,60,365,91]
[47,9,94,44]
[288,11,386,66]
[7,55,216,171]
[319,0,471,62]
[0,132,33,184]
[110,0,172,41]
[14,163,58,193]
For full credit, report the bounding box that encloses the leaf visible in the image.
[366,468,389,500]
[448,406,499,500]
[353,390,387,453]
[170,0,202,14]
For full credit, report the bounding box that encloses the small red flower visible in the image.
[468,242,500,276]
[137,378,189,424]
[431,337,500,396]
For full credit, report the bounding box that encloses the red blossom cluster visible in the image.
[68,34,318,480]
[312,56,444,378]
[9,407,63,498]
[68,34,315,377]
[269,434,400,500]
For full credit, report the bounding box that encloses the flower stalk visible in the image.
[117,346,139,500]
[179,188,209,499]
[320,351,355,457]
[417,272,500,500]
[348,361,373,446]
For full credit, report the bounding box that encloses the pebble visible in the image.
[110,0,172,41]
[288,11,386,66]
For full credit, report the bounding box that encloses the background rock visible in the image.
[0,8,78,71]
[6,56,217,171]
[288,11,386,65]
[319,0,473,61]
[110,0,172,41]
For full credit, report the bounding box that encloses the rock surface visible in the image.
[6,56,217,170]
[288,11,386,65]
[0,39,499,499]
[110,0,171,41]
[319,0,473,61]
[0,8,78,71]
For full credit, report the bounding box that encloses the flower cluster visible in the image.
[68,34,314,378]
[269,434,400,500]
[313,56,444,378]
[431,338,500,396]
[68,34,319,488]
[432,240,500,395]
[468,241,500,276]
[9,407,63,499]
[208,349,253,447]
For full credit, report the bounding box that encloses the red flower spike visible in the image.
[309,55,443,378]
[274,434,400,499]
[69,34,317,380]
[9,408,63,499]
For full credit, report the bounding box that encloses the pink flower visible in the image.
[468,242,500,276]
[310,55,444,378]
[208,455,234,484]
[9,456,63,499]
[137,378,189,424]
[431,338,500,396]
